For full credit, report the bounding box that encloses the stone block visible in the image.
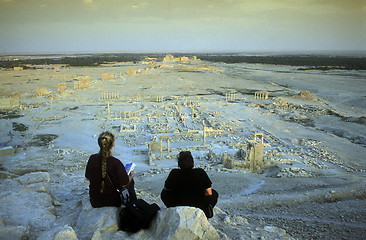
[147,207,219,240]
[76,196,119,240]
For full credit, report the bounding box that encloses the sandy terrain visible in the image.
[1,57,366,239]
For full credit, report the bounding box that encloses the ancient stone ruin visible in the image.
[222,133,266,173]
[74,79,90,89]
[101,72,115,80]
[36,87,51,96]
[127,68,137,75]
[254,91,269,99]
[247,133,265,171]
[163,54,175,62]
[102,91,119,100]
[56,83,67,93]
[226,92,237,102]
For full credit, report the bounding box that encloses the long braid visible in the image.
[98,131,115,194]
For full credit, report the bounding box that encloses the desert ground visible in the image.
[1,55,366,239]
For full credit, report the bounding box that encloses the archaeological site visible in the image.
[0,54,365,240]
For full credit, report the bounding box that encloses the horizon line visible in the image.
[1,49,366,57]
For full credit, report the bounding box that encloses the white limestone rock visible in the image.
[0,225,29,240]
[263,225,287,236]
[0,217,29,240]
[231,215,249,225]
[17,171,50,185]
[76,196,119,240]
[1,191,56,229]
[132,206,219,240]
[37,225,78,240]
[0,172,56,231]
[54,225,78,240]
[91,230,103,240]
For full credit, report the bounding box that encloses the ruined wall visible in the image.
[56,83,67,92]
[74,79,90,89]
[178,56,189,61]
[180,65,218,72]
[101,73,115,80]
[127,68,137,75]
[36,88,51,96]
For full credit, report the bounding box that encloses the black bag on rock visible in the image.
[204,204,214,218]
[119,199,160,233]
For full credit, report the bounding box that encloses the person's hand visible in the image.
[129,171,135,178]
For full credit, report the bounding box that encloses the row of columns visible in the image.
[254,91,269,99]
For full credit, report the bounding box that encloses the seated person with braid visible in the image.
[85,131,137,207]
[161,151,218,218]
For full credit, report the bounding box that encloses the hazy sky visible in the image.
[0,0,365,53]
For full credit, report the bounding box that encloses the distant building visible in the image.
[163,54,175,62]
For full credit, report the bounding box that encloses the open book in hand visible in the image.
[125,162,136,176]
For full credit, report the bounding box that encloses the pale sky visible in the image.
[0,0,365,54]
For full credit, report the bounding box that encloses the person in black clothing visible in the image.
[85,131,137,207]
[161,151,218,218]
